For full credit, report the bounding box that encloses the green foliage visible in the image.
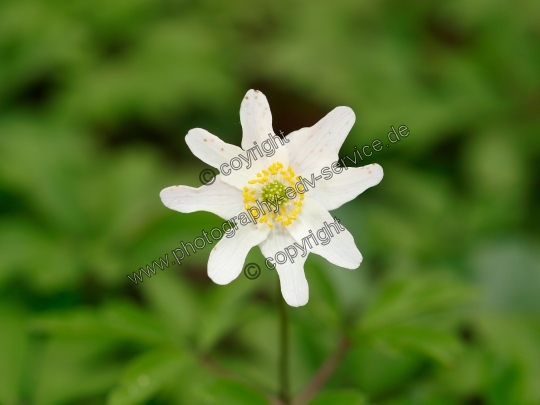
[356,274,474,365]
[0,309,27,405]
[205,380,271,405]
[0,0,539,404]
[107,348,188,405]
[307,390,367,405]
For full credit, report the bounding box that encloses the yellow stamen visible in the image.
[243,161,305,228]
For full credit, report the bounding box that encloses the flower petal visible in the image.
[240,89,289,167]
[186,128,245,168]
[185,128,263,190]
[259,226,309,307]
[308,163,383,210]
[208,223,270,285]
[285,107,355,175]
[286,197,362,269]
[160,177,243,220]
[240,89,274,149]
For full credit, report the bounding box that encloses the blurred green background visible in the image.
[1,0,539,404]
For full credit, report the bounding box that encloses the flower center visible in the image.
[261,180,287,204]
[242,162,304,228]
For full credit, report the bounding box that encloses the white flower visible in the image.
[160,89,383,307]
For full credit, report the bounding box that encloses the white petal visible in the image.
[185,128,263,190]
[240,89,274,150]
[186,128,244,168]
[259,226,309,307]
[239,89,289,167]
[286,198,362,269]
[308,163,384,210]
[160,177,243,220]
[285,107,355,175]
[208,223,270,285]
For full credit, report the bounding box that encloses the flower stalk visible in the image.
[278,278,291,404]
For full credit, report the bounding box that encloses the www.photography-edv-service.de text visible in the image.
[126,124,410,284]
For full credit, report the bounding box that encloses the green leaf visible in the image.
[32,339,120,405]
[361,275,473,331]
[307,390,367,405]
[0,309,27,405]
[107,348,187,405]
[342,346,422,397]
[139,271,199,341]
[205,379,271,405]
[374,325,462,365]
[357,275,473,364]
[30,301,173,345]
[198,279,259,352]
[102,302,175,344]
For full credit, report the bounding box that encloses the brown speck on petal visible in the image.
[254,89,259,93]
[245,96,249,99]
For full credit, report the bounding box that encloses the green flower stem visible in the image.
[278,278,291,405]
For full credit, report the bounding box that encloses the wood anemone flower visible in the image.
[160,89,383,307]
